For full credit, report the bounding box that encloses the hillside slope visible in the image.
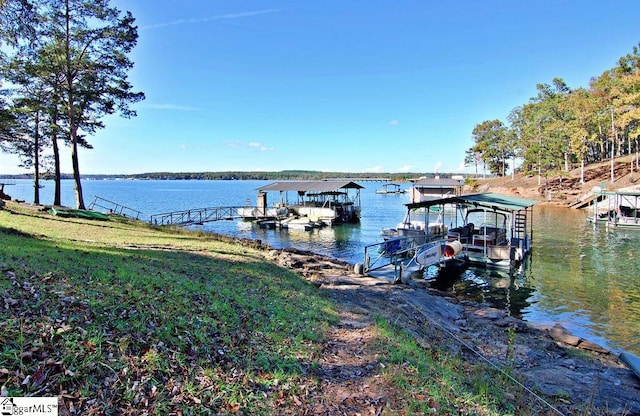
[476,155,640,206]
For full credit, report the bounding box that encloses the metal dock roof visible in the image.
[410,177,464,187]
[256,180,364,193]
[406,192,537,211]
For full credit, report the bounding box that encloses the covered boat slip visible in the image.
[241,180,364,226]
[415,193,536,269]
[361,193,536,282]
[375,182,406,194]
[589,187,640,230]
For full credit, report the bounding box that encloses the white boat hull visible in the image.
[237,206,288,219]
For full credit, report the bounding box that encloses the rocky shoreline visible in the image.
[267,246,640,414]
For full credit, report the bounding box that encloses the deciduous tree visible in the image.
[470,120,511,176]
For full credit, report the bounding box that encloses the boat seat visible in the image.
[448,223,474,243]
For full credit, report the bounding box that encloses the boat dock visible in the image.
[588,186,640,230]
[0,182,15,200]
[375,182,406,194]
[357,192,536,280]
[103,180,366,228]
[241,180,364,226]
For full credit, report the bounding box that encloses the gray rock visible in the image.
[548,323,581,346]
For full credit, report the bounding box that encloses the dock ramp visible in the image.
[569,192,604,209]
[89,196,143,219]
[149,206,249,226]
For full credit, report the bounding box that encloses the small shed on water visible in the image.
[409,177,464,203]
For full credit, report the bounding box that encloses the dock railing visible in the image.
[88,196,143,220]
[363,237,422,283]
[149,206,246,226]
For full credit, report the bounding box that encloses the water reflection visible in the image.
[230,220,363,263]
[527,206,640,354]
[425,257,535,319]
[424,205,640,355]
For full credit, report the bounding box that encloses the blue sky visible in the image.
[2,0,640,175]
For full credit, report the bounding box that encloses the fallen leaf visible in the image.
[56,324,72,334]
[32,365,47,387]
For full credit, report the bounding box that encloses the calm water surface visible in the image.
[5,179,640,355]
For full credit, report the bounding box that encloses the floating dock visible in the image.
[240,180,364,226]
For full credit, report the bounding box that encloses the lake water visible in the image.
[4,178,640,356]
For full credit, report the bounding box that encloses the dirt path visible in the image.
[270,247,640,415]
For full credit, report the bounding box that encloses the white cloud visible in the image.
[455,162,468,172]
[226,140,274,151]
[433,162,443,172]
[142,9,282,30]
[364,165,383,173]
[225,140,242,148]
[250,142,275,151]
[397,165,413,173]
[389,120,399,126]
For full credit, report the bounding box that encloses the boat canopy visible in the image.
[256,181,364,193]
[593,188,640,209]
[405,192,537,212]
[410,177,464,188]
[613,190,640,196]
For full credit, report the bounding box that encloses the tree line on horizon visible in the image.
[0,0,143,208]
[119,170,461,181]
[0,170,468,182]
[466,42,640,185]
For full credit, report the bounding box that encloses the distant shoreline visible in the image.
[0,171,484,182]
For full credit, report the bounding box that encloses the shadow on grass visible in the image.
[0,225,37,238]
[0,229,338,413]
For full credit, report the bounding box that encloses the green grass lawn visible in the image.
[0,201,546,415]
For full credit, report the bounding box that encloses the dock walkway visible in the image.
[149,206,253,226]
[568,192,604,209]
